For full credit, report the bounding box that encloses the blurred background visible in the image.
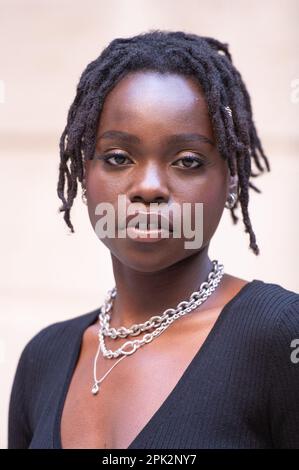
[0,0,298,448]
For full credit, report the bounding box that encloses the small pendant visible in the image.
[91,383,99,395]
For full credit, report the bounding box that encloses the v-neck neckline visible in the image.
[53,279,260,449]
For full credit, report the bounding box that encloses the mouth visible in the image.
[134,222,166,231]
[125,212,173,233]
[118,211,173,243]
[125,225,171,243]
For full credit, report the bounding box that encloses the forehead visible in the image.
[97,71,211,135]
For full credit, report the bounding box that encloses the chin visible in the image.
[108,239,199,274]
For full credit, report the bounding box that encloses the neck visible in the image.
[109,245,215,328]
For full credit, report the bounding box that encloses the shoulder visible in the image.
[226,278,299,353]
[256,280,299,362]
[250,282,299,447]
[243,278,298,303]
[257,280,299,353]
[17,308,100,373]
[237,278,299,323]
[8,308,100,448]
[240,279,299,374]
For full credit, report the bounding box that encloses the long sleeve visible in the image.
[8,341,33,448]
[269,299,299,448]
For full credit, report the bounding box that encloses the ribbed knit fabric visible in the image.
[8,279,299,449]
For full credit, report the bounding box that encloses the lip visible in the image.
[125,226,172,243]
[125,211,173,233]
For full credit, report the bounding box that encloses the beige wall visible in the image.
[0,0,298,448]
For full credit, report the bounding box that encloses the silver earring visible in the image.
[82,187,87,205]
[225,192,237,209]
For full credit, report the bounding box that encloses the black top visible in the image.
[8,279,299,449]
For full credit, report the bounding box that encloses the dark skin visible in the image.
[60,71,249,449]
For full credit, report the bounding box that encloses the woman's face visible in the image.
[84,71,233,272]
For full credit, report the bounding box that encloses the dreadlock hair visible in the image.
[57,29,270,255]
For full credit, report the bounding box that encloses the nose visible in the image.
[127,162,170,205]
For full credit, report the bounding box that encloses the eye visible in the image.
[97,152,132,166]
[173,155,204,169]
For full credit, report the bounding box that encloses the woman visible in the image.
[8,30,299,449]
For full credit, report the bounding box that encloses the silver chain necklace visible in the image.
[91,259,224,395]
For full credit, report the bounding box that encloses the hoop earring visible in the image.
[225,192,237,209]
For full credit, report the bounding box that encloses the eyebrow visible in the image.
[97,130,214,146]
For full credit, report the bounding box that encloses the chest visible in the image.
[60,310,221,449]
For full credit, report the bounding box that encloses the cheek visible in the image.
[180,170,228,242]
[85,166,122,228]
[201,175,228,238]
[203,186,226,232]
[87,168,117,201]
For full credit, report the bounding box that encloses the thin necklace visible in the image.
[91,259,224,395]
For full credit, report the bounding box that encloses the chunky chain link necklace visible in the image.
[91,259,224,395]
